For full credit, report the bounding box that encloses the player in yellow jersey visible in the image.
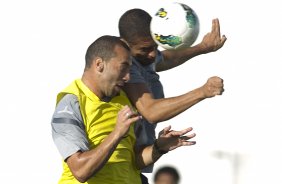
[51,35,196,184]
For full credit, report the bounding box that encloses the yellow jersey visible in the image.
[56,79,141,184]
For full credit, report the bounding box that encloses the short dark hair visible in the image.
[85,35,130,69]
[118,9,152,44]
[154,166,180,183]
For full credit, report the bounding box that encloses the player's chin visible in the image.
[138,58,155,66]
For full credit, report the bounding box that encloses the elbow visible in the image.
[76,178,87,183]
[74,175,89,183]
[142,114,158,124]
[71,166,102,183]
[66,152,100,183]
[141,112,163,124]
[138,104,168,123]
[72,170,93,183]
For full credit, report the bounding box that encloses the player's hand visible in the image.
[199,18,227,53]
[156,125,196,153]
[115,105,142,138]
[201,76,224,98]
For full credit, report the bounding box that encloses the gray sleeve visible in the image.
[51,94,89,160]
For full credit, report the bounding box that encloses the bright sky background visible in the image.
[1,0,281,184]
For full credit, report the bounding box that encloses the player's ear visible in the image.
[95,57,104,72]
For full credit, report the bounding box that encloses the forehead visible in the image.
[130,37,157,49]
[114,44,130,55]
[111,45,131,63]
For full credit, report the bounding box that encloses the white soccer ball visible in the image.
[150,2,200,50]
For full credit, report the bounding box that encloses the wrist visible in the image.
[192,43,208,54]
[153,139,168,155]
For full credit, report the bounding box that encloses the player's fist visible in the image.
[115,105,141,138]
[201,76,224,98]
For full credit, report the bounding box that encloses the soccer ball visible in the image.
[150,2,200,50]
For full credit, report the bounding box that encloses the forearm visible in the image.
[135,141,164,169]
[157,44,206,72]
[67,131,122,182]
[140,86,206,123]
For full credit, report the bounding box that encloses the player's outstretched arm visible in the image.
[157,18,227,72]
[123,76,224,124]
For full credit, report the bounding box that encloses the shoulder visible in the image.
[56,94,79,112]
[54,94,82,122]
[155,50,164,64]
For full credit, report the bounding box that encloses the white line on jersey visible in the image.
[57,106,73,115]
